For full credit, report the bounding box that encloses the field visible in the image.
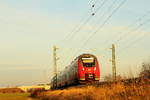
[0,88,24,93]
[0,93,40,100]
[0,79,149,100]
[33,79,150,100]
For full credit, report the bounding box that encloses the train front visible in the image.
[78,54,100,83]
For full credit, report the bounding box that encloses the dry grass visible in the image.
[0,88,24,93]
[0,93,37,100]
[34,80,150,100]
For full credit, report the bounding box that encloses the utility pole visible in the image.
[53,45,59,88]
[111,44,116,81]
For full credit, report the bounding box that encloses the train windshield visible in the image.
[81,57,95,67]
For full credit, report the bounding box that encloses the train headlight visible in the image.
[94,67,96,71]
[82,67,85,71]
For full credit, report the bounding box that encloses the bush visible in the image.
[140,62,150,79]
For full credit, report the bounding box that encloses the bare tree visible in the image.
[139,62,150,79]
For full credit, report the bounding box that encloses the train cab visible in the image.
[78,54,100,83]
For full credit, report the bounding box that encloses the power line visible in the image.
[59,0,100,57]
[92,10,150,57]
[62,0,99,42]
[126,31,150,48]
[115,13,150,44]
[65,0,109,42]
[61,1,97,43]
[90,10,150,56]
[83,0,127,47]
[75,0,118,44]
[74,0,119,55]
[61,0,110,64]
[101,10,150,48]
[118,25,150,53]
[69,0,127,61]
[88,0,99,6]
[116,17,150,47]
[88,0,94,5]
[62,13,91,43]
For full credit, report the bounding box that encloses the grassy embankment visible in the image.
[34,80,150,100]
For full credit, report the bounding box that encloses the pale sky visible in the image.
[0,0,150,87]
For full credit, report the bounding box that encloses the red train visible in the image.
[51,54,100,89]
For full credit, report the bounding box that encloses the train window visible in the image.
[81,57,95,67]
[82,57,94,63]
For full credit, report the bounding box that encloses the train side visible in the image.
[51,54,100,89]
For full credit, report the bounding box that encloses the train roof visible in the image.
[78,53,97,58]
[73,53,97,61]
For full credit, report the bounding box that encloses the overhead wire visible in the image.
[101,11,150,48]
[88,0,98,6]
[96,10,150,54]
[59,0,98,66]
[116,33,150,64]
[71,0,127,59]
[114,22,150,75]
[114,17,150,49]
[70,0,119,56]
[114,12,150,44]
[65,0,109,42]
[89,10,150,58]
[92,10,150,60]
[82,0,127,47]
[62,0,101,43]
[61,0,110,65]
[61,0,96,43]
[99,10,150,69]
[125,31,150,49]
[66,0,116,62]
[75,0,118,44]
[117,23,150,54]
[104,13,150,62]
[88,0,94,5]
[65,1,150,76]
